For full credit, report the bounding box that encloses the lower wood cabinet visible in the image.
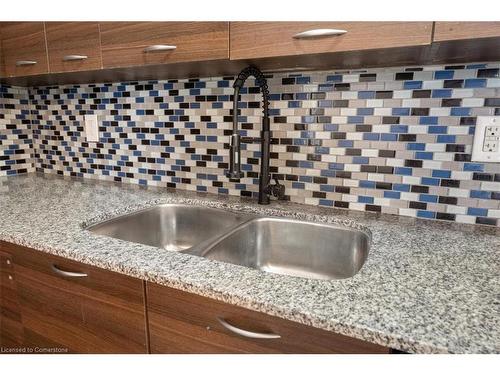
[0,240,390,354]
[146,283,389,354]
[0,241,148,353]
[0,251,24,349]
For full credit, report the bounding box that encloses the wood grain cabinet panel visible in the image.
[0,241,148,353]
[230,22,433,60]
[433,22,500,42]
[45,22,102,73]
[100,22,229,69]
[0,22,49,77]
[147,283,389,354]
[0,251,24,349]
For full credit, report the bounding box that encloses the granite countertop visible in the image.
[0,173,499,354]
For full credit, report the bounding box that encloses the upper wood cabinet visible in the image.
[45,22,102,73]
[0,22,49,77]
[433,22,500,42]
[99,22,229,69]
[230,22,433,60]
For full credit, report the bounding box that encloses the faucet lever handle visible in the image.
[269,177,286,200]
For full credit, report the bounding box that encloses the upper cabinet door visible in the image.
[433,22,500,42]
[45,22,102,73]
[0,22,49,77]
[230,22,433,60]
[99,22,229,69]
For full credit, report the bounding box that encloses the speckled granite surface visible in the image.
[0,173,499,354]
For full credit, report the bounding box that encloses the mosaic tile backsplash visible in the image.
[2,62,500,226]
[0,85,34,176]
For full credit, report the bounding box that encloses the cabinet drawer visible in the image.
[433,22,500,42]
[230,22,433,60]
[147,283,389,354]
[0,22,49,77]
[8,242,143,307]
[100,22,229,69]
[45,22,102,73]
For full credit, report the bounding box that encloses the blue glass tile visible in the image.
[299,161,314,168]
[321,170,336,177]
[467,207,488,216]
[319,199,334,207]
[189,89,200,95]
[326,74,342,82]
[432,169,451,178]
[407,143,426,151]
[300,176,313,183]
[437,135,456,143]
[392,108,410,116]
[348,116,364,124]
[395,167,412,176]
[325,124,339,131]
[353,156,369,164]
[292,182,305,189]
[357,108,374,115]
[450,107,471,116]
[415,151,433,160]
[464,79,487,88]
[360,180,376,188]
[435,70,454,79]
[296,93,309,100]
[470,190,491,199]
[390,125,408,133]
[217,81,229,87]
[288,101,301,108]
[420,194,438,203]
[320,185,334,192]
[421,177,440,186]
[432,89,452,98]
[463,163,484,172]
[338,140,353,147]
[328,163,344,170]
[296,76,310,84]
[363,133,380,141]
[466,63,486,69]
[417,210,436,219]
[420,116,438,125]
[318,100,333,108]
[428,126,447,134]
[381,133,398,141]
[404,81,422,89]
[384,191,401,199]
[358,196,374,204]
[358,91,375,99]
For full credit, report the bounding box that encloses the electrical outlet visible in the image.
[84,114,99,143]
[471,116,500,162]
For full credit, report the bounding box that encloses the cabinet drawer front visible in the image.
[45,22,102,73]
[230,22,433,60]
[2,241,143,308]
[147,283,389,354]
[0,22,49,77]
[100,22,229,69]
[433,22,500,42]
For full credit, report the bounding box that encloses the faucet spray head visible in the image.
[226,133,244,181]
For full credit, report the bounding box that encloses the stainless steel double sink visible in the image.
[87,204,370,280]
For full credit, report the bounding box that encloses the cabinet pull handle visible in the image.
[293,29,347,39]
[15,60,37,66]
[51,264,88,278]
[143,45,177,53]
[217,317,281,339]
[62,55,88,61]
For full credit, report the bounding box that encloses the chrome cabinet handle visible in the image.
[62,55,88,61]
[217,317,281,339]
[51,264,88,278]
[143,45,177,53]
[15,60,37,66]
[293,29,347,39]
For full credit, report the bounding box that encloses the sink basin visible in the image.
[87,204,250,251]
[190,217,370,280]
